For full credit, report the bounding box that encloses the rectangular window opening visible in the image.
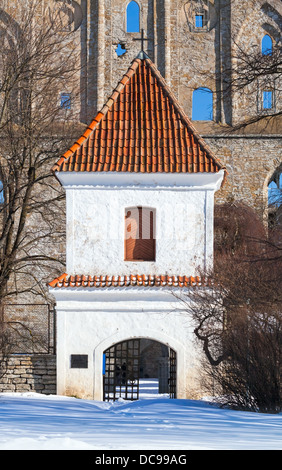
[263,90,273,109]
[60,92,71,109]
[125,207,156,262]
[195,15,204,28]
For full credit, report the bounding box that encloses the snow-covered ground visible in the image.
[0,379,281,450]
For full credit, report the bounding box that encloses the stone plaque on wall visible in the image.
[70,354,88,369]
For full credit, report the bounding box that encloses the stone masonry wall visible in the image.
[205,135,282,221]
[0,355,56,395]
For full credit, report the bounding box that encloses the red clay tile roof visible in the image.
[53,54,225,174]
[49,273,208,288]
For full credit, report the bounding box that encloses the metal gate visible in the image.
[169,348,177,399]
[103,339,140,401]
[103,339,177,401]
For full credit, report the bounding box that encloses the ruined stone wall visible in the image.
[3,1,280,133]
[206,134,282,220]
[82,0,281,215]
[0,0,82,120]
[97,0,281,126]
[0,355,56,394]
[230,0,282,124]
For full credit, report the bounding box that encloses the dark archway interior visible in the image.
[103,338,176,401]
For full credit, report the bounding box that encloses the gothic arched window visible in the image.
[262,34,273,55]
[192,87,213,120]
[125,207,156,261]
[126,1,140,33]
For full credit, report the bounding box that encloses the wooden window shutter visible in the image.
[125,207,155,261]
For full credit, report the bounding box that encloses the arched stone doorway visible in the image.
[103,338,177,401]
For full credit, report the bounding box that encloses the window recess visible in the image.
[125,207,156,261]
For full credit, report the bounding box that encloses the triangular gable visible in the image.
[53,54,225,175]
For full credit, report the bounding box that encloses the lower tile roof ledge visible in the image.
[48,273,210,288]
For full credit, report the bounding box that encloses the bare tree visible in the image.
[227,37,282,130]
[190,2,282,130]
[0,2,82,353]
[0,304,12,378]
[178,202,282,413]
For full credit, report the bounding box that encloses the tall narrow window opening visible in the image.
[0,181,3,203]
[262,34,272,55]
[263,90,273,109]
[126,1,140,33]
[60,92,71,109]
[195,15,203,28]
[268,165,282,228]
[192,87,213,120]
[125,207,155,261]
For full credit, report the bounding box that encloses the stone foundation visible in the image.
[0,355,56,395]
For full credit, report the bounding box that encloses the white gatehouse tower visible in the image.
[49,53,226,401]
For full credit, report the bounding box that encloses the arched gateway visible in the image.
[103,339,177,401]
[49,53,225,401]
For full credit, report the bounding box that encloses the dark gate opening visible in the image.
[103,339,177,401]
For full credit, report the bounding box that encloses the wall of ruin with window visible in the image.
[0,0,280,256]
[79,0,282,219]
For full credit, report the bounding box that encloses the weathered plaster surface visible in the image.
[51,170,222,399]
[52,288,201,400]
[61,172,223,276]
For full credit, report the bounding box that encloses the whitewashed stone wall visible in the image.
[52,288,203,400]
[50,170,223,400]
[61,172,224,276]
